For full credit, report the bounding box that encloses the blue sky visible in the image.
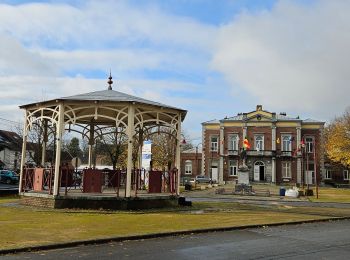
[0,0,349,140]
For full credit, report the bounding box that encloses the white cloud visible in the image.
[38,48,207,74]
[0,35,57,76]
[212,0,350,120]
[0,1,216,51]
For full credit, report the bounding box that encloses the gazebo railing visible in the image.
[21,167,54,194]
[22,166,179,197]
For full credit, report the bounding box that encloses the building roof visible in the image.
[182,147,202,154]
[202,105,324,125]
[0,130,22,151]
[302,118,324,124]
[202,119,220,124]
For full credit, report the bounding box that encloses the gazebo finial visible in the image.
[107,70,113,90]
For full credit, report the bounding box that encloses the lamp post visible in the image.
[195,143,202,176]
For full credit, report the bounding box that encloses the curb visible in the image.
[0,189,18,197]
[1,216,349,255]
[187,196,307,203]
[187,196,350,205]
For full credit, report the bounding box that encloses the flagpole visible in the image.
[306,138,309,196]
[314,139,318,199]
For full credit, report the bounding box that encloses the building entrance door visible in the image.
[211,167,218,183]
[305,171,314,185]
[254,161,265,181]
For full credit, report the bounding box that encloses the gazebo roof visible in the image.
[21,89,183,110]
[60,89,185,111]
[20,89,187,119]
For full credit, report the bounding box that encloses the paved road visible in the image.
[3,220,350,259]
[0,183,18,196]
[0,183,18,189]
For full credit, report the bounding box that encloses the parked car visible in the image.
[180,176,192,186]
[194,175,213,184]
[0,170,19,184]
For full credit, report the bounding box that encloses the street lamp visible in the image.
[195,143,202,176]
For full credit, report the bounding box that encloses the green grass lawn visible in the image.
[307,187,350,203]
[220,184,350,203]
[0,197,347,251]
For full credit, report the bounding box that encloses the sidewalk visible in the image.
[182,184,306,202]
[182,185,350,208]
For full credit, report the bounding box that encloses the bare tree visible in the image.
[95,126,128,170]
[14,120,55,166]
[149,127,192,170]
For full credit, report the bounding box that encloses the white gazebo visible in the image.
[18,75,187,209]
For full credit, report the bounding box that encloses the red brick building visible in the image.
[324,160,350,186]
[201,105,325,185]
[180,147,202,179]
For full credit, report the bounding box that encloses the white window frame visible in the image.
[228,134,239,151]
[229,160,238,176]
[254,135,264,151]
[281,134,292,152]
[325,169,332,179]
[185,160,192,175]
[282,161,292,178]
[344,170,349,180]
[305,136,314,153]
[210,136,218,152]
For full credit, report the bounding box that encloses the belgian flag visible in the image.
[243,138,251,149]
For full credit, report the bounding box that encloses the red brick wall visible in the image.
[246,126,272,150]
[276,127,298,152]
[276,159,298,184]
[223,127,243,152]
[203,129,220,176]
[180,152,202,178]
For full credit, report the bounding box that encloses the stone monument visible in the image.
[237,149,250,185]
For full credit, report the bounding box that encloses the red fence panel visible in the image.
[83,169,103,193]
[148,170,163,193]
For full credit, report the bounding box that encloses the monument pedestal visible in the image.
[237,164,250,185]
[235,164,252,194]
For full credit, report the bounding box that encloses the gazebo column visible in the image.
[138,129,143,169]
[88,124,94,168]
[126,104,135,197]
[53,103,65,196]
[19,111,28,194]
[175,113,182,195]
[41,119,48,167]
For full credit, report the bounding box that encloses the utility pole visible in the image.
[195,143,202,176]
[314,139,318,199]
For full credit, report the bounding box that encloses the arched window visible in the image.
[254,135,264,151]
[254,161,264,166]
[228,134,239,151]
[185,160,192,175]
[282,135,292,151]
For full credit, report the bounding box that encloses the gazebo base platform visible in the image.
[20,192,179,210]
